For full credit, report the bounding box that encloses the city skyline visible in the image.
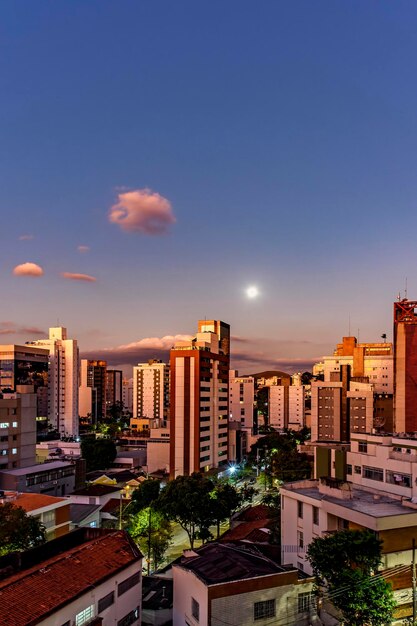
[2,2,417,373]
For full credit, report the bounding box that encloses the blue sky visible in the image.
[1,1,417,373]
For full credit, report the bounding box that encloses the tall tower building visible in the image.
[80,359,107,423]
[29,327,79,437]
[170,320,230,477]
[106,369,123,410]
[394,299,417,433]
[133,360,170,423]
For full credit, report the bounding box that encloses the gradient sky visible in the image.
[1,1,417,374]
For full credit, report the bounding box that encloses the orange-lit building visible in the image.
[394,300,417,433]
[169,321,230,477]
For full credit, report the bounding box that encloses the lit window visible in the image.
[75,605,94,626]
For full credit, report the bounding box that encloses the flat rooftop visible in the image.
[0,461,73,476]
[283,480,417,518]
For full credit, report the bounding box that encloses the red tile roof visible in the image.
[0,531,141,626]
[4,492,66,513]
[220,519,273,542]
[236,504,273,521]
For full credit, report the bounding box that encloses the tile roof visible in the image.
[221,520,273,542]
[0,531,142,626]
[71,484,121,496]
[175,542,288,585]
[2,492,67,513]
[235,504,273,521]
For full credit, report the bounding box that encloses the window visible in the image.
[254,600,275,621]
[358,441,368,453]
[354,465,362,474]
[298,531,304,549]
[118,607,140,626]
[118,571,141,596]
[75,605,95,626]
[313,506,319,525]
[98,591,115,613]
[297,501,303,519]
[363,466,383,482]
[386,470,411,488]
[191,597,200,621]
[298,592,312,613]
[346,464,352,475]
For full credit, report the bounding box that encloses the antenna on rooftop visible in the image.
[405,277,408,300]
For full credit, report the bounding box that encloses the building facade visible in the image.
[80,359,107,423]
[133,360,170,422]
[229,370,254,429]
[394,299,417,433]
[169,321,230,477]
[269,385,305,430]
[29,327,79,437]
[106,369,123,411]
[0,392,37,470]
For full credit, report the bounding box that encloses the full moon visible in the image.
[246,285,259,299]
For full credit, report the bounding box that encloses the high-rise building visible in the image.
[311,336,394,443]
[106,369,123,410]
[394,299,417,433]
[29,328,79,438]
[269,385,305,431]
[133,360,170,423]
[0,344,49,419]
[228,370,254,429]
[170,321,230,477]
[80,359,107,423]
[122,377,134,415]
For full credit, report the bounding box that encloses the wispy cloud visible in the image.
[61,272,97,282]
[13,262,44,277]
[77,245,90,253]
[0,322,45,336]
[108,188,176,235]
[18,234,34,241]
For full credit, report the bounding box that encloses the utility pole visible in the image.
[147,507,152,576]
[412,538,416,625]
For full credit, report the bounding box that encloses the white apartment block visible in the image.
[122,377,134,414]
[0,392,37,470]
[133,360,169,422]
[228,370,254,428]
[269,385,305,430]
[29,327,79,438]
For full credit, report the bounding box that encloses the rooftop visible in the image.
[71,484,121,496]
[69,503,101,525]
[0,529,142,626]
[0,461,73,476]
[282,479,417,519]
[1,492,67,513]
[174,541,296,586]
[142,575,173,611]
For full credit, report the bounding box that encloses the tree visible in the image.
[155,473,216,548]
[210,482,242,538]
[130,479,160,514]
[0,502,46,555]
[270,448,311,482]
[129,507,172,573]
[307,529,396,626]
[81,437,117,471]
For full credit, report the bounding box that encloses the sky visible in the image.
[1,1,417,374]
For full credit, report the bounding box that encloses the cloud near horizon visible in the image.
[13,262,44,277]
[18,234,34,241]
[0,322,45,336]
[108,188,176,235]
[77,245,90,253]
[81,333,318,375]
[61,272,97,282]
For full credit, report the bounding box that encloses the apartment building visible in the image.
[269,385,305,430]
[0,528,142,626]
[0,490,71,540]
[0,459,76,496]
[169,321,230,477]
[29,327,79,437]
[106,369,123,409]
[80,359,108,423]
[229,370,254,429]
[0,392,37,469]
[394,299,417,432]
[133,360,170,422]
[122,377,134,414]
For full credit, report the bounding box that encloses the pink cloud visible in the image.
[77,245,90,253]
[13,262,44,277]
[108,188,176,235]
[61,272,97,282]
[81,334,192,366]
[0,322,45,336]
[18,234,34,241]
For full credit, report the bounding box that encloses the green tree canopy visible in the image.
[210,482,242,538]
[307,529,396,626]
[155,473,216,548]
[130,478,160,514]
[0,502,46,555]
[81,437,117,471]
[128,506,172,573]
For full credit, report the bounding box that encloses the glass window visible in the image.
[297,501,303,518]
[313,506,319,525]
[346,464,352,475]
[75,605,94,626]
[118,571,141,596]
[358,441,368,453]
[192,597,199,621]
[98,591,115,613]
[363,466,383,482]
[386,470,411,488]
[117,607,140,626]
[298,592,312,613]
[254,600,275,621]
